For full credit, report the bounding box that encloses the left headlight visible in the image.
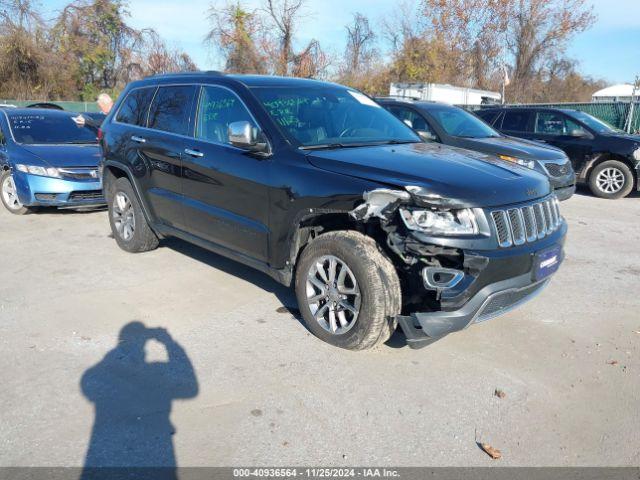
[499,155,535,169]
[16,164,61,178]
[400,208,479,236]
[633,147,640,161]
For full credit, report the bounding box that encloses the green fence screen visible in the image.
[465,102,640,134]
[0,100,100,112]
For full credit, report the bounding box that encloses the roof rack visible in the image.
[147,70,225,79]
[375,95,422,102]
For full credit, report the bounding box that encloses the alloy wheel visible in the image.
[306,255,361,335]
[112,192,136,241]
[596,167,625,194]
[1,174,22,211]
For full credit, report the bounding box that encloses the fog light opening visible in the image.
[423,267,464,290]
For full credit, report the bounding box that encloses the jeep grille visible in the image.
[490,196,562,248]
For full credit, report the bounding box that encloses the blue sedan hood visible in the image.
[18,144,101,168]
[306,142,551,208]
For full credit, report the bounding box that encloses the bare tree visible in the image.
[292,39,330,78]
[263,0,306,76]
[341,13,376,79]
[506,0,596,102]
[137,30,198,77]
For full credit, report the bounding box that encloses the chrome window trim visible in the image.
[112,82,271,153]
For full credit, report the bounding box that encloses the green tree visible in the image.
[206,1,267,74]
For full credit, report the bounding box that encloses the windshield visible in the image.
[7,112,98,145]
[251,87,420,148]
[566,110,622,134]
[430,107,500,138]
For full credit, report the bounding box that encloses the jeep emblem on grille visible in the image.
[526,188,538,196]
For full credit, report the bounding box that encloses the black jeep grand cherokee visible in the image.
[100,72,566,350]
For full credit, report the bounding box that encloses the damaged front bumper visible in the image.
[397,223,567,349]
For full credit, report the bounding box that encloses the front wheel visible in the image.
[0,170,32,215]
[588,160,634,199]
[295,230,401,350]
[108,177,159,253]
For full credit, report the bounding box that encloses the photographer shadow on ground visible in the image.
[80,322,198,480]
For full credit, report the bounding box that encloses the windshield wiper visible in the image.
[63,140,98,145]
[300,143,348,150]
[381,140,416,145]
[300,140,416,150]
[300,142,383,150]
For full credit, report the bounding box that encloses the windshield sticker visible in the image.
[347,91,380,108]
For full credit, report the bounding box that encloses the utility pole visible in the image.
[624,75,639,133]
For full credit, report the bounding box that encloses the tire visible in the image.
[108,177,159,253]
[0,170,32,215]
[588,160,634,199]
[295,230,401,351]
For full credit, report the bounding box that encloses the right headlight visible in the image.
[399,208,479,236]
[633,147,640,161]
[498,155,536,169]
[16,164,61,178]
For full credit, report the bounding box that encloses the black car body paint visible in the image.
[100,73,567,348]
[477,106,640,196]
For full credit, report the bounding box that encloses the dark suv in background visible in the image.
[376,98,576,201]
[477,107,640,199]
[100,72,566,350]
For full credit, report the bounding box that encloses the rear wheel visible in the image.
[588,160,634,199]
[295,230,401,350]
[0,170,31,215]
[108,177,159,253]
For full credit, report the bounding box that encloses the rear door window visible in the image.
[148,85,197,136]
[115,87,156,126]
[502,111,532,132]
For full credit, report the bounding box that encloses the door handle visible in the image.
[131,135,146,143]
[184,148,204,158]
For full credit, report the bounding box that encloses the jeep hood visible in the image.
[305,142,551,208]
[18,144,101,168]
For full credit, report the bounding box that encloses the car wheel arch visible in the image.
[103,162,159,234]
[287,211,394,279]
[584,153,637,186]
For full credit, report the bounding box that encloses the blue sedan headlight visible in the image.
[498,155,535,169]
[16,164,61,178]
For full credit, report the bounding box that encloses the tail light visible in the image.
[97,128,103,141]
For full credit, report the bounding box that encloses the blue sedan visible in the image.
[0,108,104,215]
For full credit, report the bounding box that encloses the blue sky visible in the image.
[42,0,640,84]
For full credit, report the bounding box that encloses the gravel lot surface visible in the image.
[0,189,638,467]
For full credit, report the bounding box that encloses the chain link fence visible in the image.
[0,100,100,112]
[465,102,640,133]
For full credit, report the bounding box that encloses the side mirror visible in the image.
[417,130,438,142]
[403,119,413,128]
[569,129,587,137]
[228,121,268,153]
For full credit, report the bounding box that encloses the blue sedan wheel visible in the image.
[0,170,30,215]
